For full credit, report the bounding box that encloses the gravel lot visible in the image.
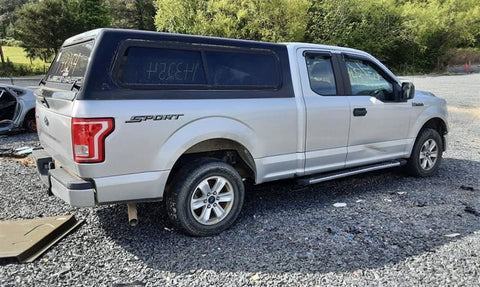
[1,74,479,286]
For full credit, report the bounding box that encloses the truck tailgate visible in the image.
[35,93,75,170]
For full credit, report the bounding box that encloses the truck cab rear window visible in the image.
[117,45,280,89]
[46,41,93,84]
[305,55,337,96]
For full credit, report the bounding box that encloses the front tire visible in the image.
[406,128,443,177]
[165,159,245,236]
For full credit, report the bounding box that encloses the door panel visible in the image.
[297,49,350,175]
[347,96,411,166]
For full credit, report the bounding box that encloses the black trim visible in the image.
[85,89,291,100]
[336,53,352,95]
[353,107,367,117]
[332,54,347,95]
[32,148,52,190]
[302,50,331,57]
[49,168,94,190]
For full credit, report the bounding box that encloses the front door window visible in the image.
[345,59,394,101]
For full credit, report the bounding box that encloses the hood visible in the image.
[414,90,436,98]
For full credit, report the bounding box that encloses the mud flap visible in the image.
[0,215,83,263]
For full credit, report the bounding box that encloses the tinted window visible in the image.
[345,59,394,101]
[305,55,337,96]
[47,40,93,84]
[205,50,279,88]
[119,47,207,85]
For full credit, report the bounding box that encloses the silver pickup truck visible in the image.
[33,29,448,236]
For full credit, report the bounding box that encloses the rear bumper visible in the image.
[33,148,168,207]
[33,148,95,207]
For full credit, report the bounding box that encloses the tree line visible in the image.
[1,0,479,73]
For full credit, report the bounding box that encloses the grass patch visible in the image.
[2,46,47,66]
[1,46,50,76]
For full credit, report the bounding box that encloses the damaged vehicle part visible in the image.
[0,84,36,134]
[0,215,83,263]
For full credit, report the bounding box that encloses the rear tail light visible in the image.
[72,118,114,163]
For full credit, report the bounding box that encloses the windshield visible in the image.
[46,40,94,84]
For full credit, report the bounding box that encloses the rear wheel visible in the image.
[406,128,443,177]
[23,110,36,133]
[165,159,245,236]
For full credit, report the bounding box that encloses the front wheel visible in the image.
[165,159,245,236]
[406,128,443,177]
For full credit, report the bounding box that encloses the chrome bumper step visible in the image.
[298,159,407,185]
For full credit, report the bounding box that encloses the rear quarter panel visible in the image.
[72,97,299,179]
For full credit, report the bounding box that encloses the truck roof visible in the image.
[63,28,286,49]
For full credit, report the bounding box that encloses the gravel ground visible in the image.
[1,74,479,286]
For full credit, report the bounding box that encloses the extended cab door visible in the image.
[297,49,350,175]
[341,54,411,167]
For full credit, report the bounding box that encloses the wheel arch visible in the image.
[167,138,257,184]
[23,108,35,122]
[157,117,260,186]
[21,108,36,132]
[417,117,448,151]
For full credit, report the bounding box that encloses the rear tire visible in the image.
[23,110,36,133]
[165,159,245,236]
[406,128,443,177]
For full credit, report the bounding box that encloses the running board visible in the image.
[297,159,407,186]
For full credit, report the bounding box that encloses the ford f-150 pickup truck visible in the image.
[33,29,448,236]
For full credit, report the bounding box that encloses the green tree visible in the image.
[73,0,111,31]
[14,0,110,62]
[105,0,156,30]
[154,0,207,35]
[305,0,413,70]
[154,0,310,42]
[0,0,32,38]
[0,0,32,67]
[402,0,480,70]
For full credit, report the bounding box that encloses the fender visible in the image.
[155,116,261,172]
[406,103,448,156]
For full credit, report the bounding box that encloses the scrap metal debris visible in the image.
[0,146,36,166]
[13,146,34,156]
[0,215,83,263]
[0,146,34,158]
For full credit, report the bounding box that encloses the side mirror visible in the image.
[401,82,415,100]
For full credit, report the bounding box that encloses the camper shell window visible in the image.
[116,41,281,90]
[46,40,94,85]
